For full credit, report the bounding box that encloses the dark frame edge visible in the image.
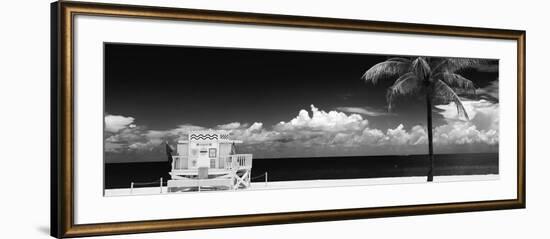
[62,199,524,238]
[61,0,524,39]
[55,1,75,238]
[50,1,60,238]
[517,31,526,209]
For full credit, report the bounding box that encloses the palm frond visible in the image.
[432,58,494,73]
[411,57,431,80]
[389,73,421,95]
[428,57,446,69]
[433,72,476,94]
[386,57,411,63]
[386,73,420,111]
[362,59,411,85]
[433,79,470,120]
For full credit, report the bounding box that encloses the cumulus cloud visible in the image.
[104,120,206,154]
[275,105,368,132]
[105,102,499,161]
[166,124,206,136]
[237,106,429,157]
[436,99,499,131]
[329,124,427,149]
[217,122,244,130]
[105,115,135,133]
[433,99,499,146]
[225,122,281,145]
[385,124,427,145]
[335,106,392,117]
[434,121,498,145]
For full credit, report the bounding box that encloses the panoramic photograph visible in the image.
[103,43,499,196]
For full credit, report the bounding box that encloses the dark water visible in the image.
[104,153,498,189]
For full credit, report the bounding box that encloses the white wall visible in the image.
[0,0,546,238]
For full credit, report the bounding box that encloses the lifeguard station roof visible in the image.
[177,130,243,144]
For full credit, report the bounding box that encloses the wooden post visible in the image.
[160,177,163,193]
[232,172,237,190]
[130,182,134,194]
[265,172,268,187]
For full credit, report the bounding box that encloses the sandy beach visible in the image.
[104,174,499,197]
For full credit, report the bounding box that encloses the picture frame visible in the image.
[51,1,525,238]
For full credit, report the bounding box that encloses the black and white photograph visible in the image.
[2,0,539,238]
[103,43,499,196]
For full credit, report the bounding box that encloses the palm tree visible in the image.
[362,57,483,181]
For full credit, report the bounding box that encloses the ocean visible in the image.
[104,153,498,189]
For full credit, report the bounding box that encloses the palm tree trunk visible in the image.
[426,91,434,182]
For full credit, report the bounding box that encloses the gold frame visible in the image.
[51,1,526,237]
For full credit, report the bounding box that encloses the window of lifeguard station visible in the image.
[209,148,217,158]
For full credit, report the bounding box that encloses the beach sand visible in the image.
[104,174,499,197]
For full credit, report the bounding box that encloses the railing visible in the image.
[222,154,253,170]
[130,177,164,194]
[172,154,252,171]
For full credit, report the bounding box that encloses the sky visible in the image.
[104,43,499,163]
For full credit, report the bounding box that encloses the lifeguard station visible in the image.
[167,130,253,192]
